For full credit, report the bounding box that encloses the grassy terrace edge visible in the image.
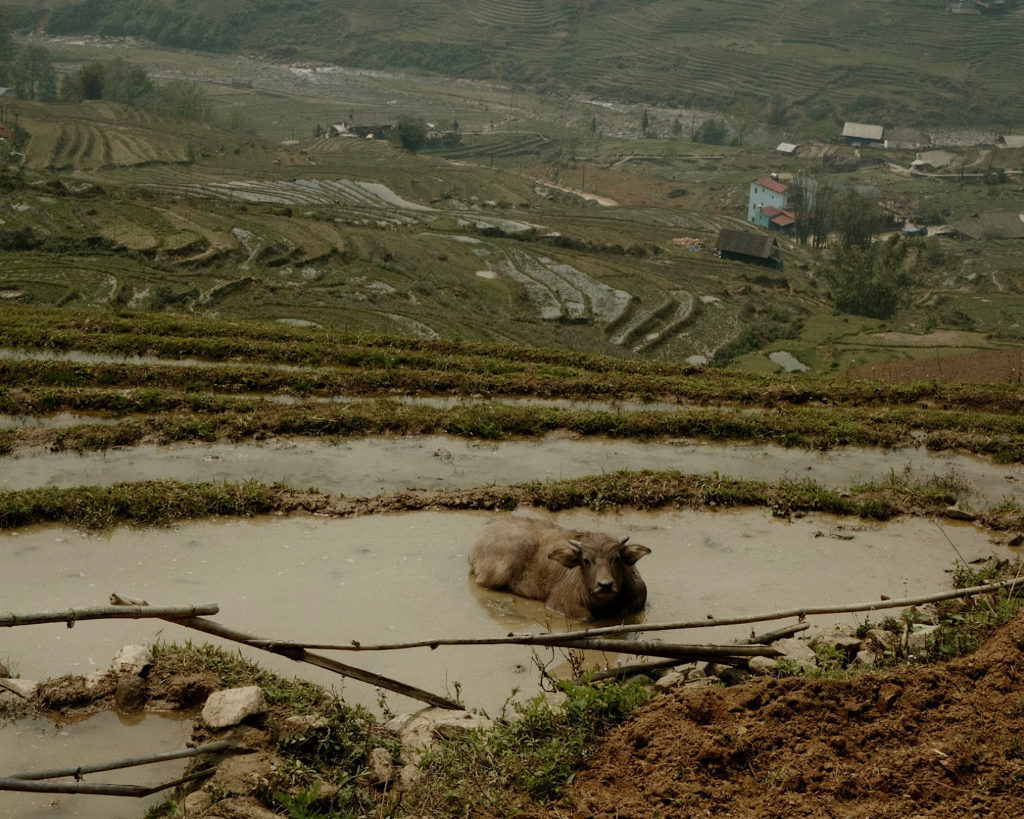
[3,306,1024,412]
[1,472,1019,532]
[3,397,1024,462]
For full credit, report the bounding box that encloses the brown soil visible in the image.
[848,348,1024,385]
[527,610,1024,819]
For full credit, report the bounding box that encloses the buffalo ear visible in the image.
[549,542,583,568]
[621,543,651,565]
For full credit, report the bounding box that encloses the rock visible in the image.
[654,669,690,691]
[0,678,37,699]
[115,675,148,713]
[368,747,394,786]
[772,637,818,672]
[906,624,939,655]
[810,630,863,660]
[277,714,329,741]
[112,644,153,677]
[747,656,778,676]
[944,503,977,522]
[866,628,901,653]
[386,707,493,762]
[853,648,878,667]
[202,686,266,729]
[397,763,423,793]
[0,663,9,678]
[182,789,213,815]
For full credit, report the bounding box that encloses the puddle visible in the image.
[0,509,1014,717]
[3,435,1022,508]
[0,711,193,819]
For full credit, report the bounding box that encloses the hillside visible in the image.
[7,0,1022,128]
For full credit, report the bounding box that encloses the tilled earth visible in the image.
[524,610,1024,818]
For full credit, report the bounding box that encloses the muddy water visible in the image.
[0,509,1013,719]
[0,711,192,819]
[3,434,1022,507]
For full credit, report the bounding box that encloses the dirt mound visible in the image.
[536,610,1024,818]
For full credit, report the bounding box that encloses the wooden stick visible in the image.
[580,624,809,683]
[554,639,781,661]
[9,740,237,781]
[165,615,462,711]
[0,604,218,629]
[0,767,214,797]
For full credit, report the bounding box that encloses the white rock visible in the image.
[0,678,38,698]
[906,624,939,654]
[368,747,394,786]
[654,670,689,691]
[202,686,266,729]
[772,637,818,672]
[747,656,778,676]
[112,644,153,676]
[386,707,493,761]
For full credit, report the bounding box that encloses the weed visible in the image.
[410,678,650,815]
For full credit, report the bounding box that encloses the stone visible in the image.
[0,678,38,698]
[277,714,329,741]
[386,707,493,762]
[368,747,394,786]
[853,648,878,667]
[112,644,153,677]
[906,624,939,655]
[202,686,266,729]
[654,669,689,691]
[810,630,863,659]
[772,637,818,672]
[747,656,778,676]
[182,789,213,815]
[115,675,148,713]
[397,763,423,793]
[866,628,901,653]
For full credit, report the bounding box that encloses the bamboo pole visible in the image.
[9,740,237,781]
[280,578,1019,652]
[582,622,810,683]
[0,767,213,797]
[554,639,780,662]
[165,615,462,711]
[0,604,218,628]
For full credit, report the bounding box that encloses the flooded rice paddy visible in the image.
[1,508,1014,718]
[2,432,1022,818]
[0,711,193,819]
[3,434,1022,508]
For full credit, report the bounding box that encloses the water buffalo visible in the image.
[468,516,651,620]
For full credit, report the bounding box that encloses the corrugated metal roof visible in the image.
[1000,135,1024,149]
[842,122,884,141]
[950,211,1024,240]
[717,229,779,258]
[776,142,798,154]
[755,176,789,194]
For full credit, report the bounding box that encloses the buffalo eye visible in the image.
[582,557,592,566]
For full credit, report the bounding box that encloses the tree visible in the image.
[10,45,57,101]
[393,115,428,153]
[692,118,728,145]
[831,189,887,250]
[641,109,650,137]
[822,235,912,319]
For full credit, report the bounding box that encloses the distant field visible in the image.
[6,0,1023,129]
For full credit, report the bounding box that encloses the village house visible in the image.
[950,212,1024,241]
[747,174,795,231]
[716,228,784,270]
[842,122,884,146]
